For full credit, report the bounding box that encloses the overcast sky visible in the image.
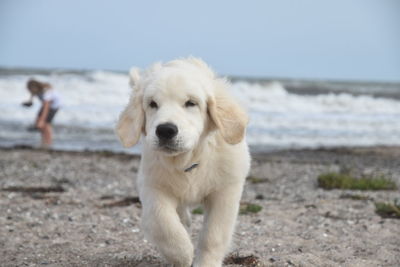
[0,0,399,81]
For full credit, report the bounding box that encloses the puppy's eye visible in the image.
[149,100,158,109]
[185,100,196,108]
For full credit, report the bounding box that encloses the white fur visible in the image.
[116,57,251,267]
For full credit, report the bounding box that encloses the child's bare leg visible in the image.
[41,124,53,147]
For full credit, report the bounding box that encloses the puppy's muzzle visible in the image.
[156,123,178,141]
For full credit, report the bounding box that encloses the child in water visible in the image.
[22,79,62,147]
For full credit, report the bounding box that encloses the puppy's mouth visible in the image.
[156,140,182,154]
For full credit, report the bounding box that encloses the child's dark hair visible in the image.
[27,79,51,94]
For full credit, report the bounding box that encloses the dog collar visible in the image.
[184,163,199,172]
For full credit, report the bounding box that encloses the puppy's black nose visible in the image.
[156,123,178,140]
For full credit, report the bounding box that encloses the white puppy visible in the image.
[116,57,250,267]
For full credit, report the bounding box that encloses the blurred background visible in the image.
[0,0,399,153]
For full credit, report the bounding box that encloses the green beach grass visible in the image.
[375,201,400,219]
[317,172,397,191]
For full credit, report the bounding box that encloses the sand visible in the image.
[0,146,399,267]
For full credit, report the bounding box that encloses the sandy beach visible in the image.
[0,146,399,266]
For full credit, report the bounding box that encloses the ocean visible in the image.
[1,68,399,154]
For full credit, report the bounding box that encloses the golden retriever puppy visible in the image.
[116,57,250,267]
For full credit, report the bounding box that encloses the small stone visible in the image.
[269,257,278,262]
[255,194,265,200]
[287,259,295,266]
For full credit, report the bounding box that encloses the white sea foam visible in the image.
[0,70,399,151]
[0,71,129,127]
[230,81,400,148]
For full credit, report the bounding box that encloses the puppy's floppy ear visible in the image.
[208,79,248,145]
[116,68,145,148]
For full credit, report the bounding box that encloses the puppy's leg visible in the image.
[141,192,194,267]
[177,205,192,230]
[193,183,243,267]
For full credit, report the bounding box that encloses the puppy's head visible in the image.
[116,57,248,155]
